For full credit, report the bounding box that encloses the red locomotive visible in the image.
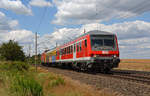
[41,30,120,73]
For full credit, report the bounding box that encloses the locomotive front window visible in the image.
[91,35,116,50]
[104,39,114,48]
[91,39,103,47]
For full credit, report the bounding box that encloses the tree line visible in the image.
[0,40,42,64]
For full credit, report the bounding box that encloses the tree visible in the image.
[0,40,25,61]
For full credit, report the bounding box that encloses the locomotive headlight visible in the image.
[94,55,97,57]
[113,55,117,58]
[93,54,99,57]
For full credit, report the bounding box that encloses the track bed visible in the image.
[40,66,150,96]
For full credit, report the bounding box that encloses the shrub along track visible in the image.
[40,66,150,96]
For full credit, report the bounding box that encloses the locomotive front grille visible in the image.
[92,56,120,64]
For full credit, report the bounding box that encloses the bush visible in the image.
[0,40,25,61]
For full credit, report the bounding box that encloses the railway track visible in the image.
[99,71,150,85]
[40,66,150,96]
[41,65,150,85]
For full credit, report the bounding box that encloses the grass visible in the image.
[116,59,150,71]
[10,75,43,96]
[0,61,87,96]
[0,61,123,96]
[0,61,65,96]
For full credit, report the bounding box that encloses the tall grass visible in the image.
[10,75,43,96]
[0,61,65,96]
[0,61,44,96]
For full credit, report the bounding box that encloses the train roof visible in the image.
[43,30,115,51]
[44,47,56,53]
[74,30,115,41]
[82,30,114,36]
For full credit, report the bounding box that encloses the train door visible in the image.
[83,39,87,57]
[73,43,76,61]
[83,40,85,58]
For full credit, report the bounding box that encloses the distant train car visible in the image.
[41,49,56,66]
[41,30,120,73]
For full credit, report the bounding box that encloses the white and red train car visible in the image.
[41,30,120,73]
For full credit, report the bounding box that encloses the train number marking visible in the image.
[102,51,109,54]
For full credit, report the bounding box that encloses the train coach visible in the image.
[41,30,120,73]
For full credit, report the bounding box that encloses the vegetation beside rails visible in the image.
[0,61,118,96]
[0,61,65,96]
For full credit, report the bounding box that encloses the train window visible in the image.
[71,45,73,53]
[63,48,65,54]
[70,46,71,53]
[61,49,62,55]
[69,46,70,54]
[64,48,66,54]
[66,47,67,54]
[63,48,64,55]
[68,47,69,54]
[80,42,82,51]
[64,48,65,54]
[67,47,69,54]
[77,43,79,52]
[61,49,63,55]
[85,39,87,47]
[57,51,59,56]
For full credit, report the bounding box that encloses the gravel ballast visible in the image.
[42,67,150,96]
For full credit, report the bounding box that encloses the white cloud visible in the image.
[0,12,35,55]
[30,0,52,7]
[8,20,19,29]
[0,11,19,33]
[0,0,32,15]
[0,12,5,18]
[5,30,34,44]
[53,0,150,25]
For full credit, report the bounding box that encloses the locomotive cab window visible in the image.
[91,35,116,50]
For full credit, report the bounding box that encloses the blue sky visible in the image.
[0,0,150,59]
